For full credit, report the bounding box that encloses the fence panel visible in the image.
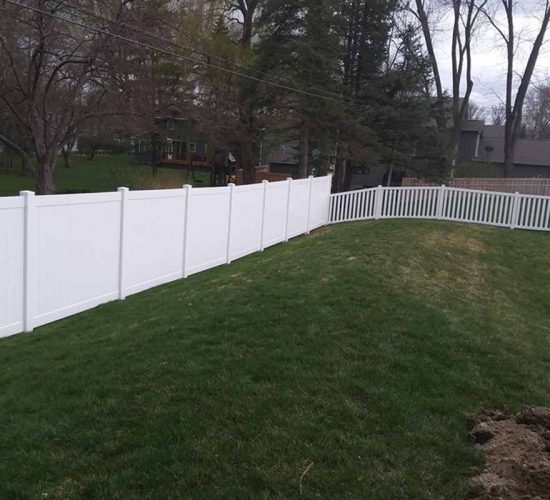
[263,180,290,248]
[287,178,310,239]
[329,188,376,223]
[123,189,187,296]
[185,186,231,276]
[229,183,264,261]
[0,197,25,338]
[33,193,121,328]
[383,187,439,219]
[517,194,550,231]
[442,189,530,228]
[309,176,332,231]
[330,185,550,233]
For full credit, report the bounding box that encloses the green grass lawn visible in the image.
[1,220,549,499]
[0,154,209,196]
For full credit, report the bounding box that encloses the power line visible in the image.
[56,0,347,102]
[4,0,351,104]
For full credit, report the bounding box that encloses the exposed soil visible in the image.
[468,406,550,499]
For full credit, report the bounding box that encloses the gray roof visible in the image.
[461,121,550,167]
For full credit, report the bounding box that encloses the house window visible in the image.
[166,119,175,131]
[189,143,197,153]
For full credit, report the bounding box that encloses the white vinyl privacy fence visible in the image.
[0,176,331,338]
[1,179,549,339]
[329,185,550,232]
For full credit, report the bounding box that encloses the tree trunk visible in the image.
[386,163,394,187]
[88,145,98,161]
[333,156,344,192]
[333,135,353,193]
[234,2,260,186]
[36,152,56,194]
[414,0,446,130]
[342,159,353,191]
[333,152,353,193]
[62,148,71,169]
[240,136,256,184]
[298,122,309,179]
[503,126,515,177]
[0,132,35,178]
[21,155,34,178]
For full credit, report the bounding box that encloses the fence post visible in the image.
[226,183,235,264]
[284,177,292,242]
[117,187,129,300]
[326,173,333,224]
[182,184,192,278]
[436,185,445,220]
[306,175,314,234]
[510,191,520,229]
[21,190,35,332]
[374,185,383,219]
[260,180,268,251]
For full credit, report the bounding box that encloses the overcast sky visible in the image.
[431,5,550,115]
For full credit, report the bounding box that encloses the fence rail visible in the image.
[329,185,550,232]
[0,176,332,339]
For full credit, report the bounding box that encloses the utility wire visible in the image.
[56,0,347,102]
[4,0,352,104]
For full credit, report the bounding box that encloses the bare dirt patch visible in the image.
[468,406,550,499]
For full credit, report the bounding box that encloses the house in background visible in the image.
[133,118,237,185]
[133,118,210,168]
[265,143,302,178]
[261,141,337,177]
[458,120,550,177]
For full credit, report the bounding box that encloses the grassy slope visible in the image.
[0,220,549,499]
[0,155,208,196]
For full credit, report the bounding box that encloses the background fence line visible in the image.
[402,177,550,196]
[329,185,550,232]
[0,175,332,339]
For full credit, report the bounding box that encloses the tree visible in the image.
[376,22,447,183]
[481,0,550,175]
[406,0,488,165]
[258,0,343,179]
[0,112,34,177]
[0,1,115,193]
[490,103,506,125]
[0,0,189,193]
[523,83,550,139]
[332,0,403,192]
[225,0,265,184]
[467,101,487,121]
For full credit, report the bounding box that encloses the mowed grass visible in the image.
[0,154,208,196]
[1,220,549,499]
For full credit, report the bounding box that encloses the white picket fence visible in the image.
[0,176,332,338]
[329,185,550,231]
